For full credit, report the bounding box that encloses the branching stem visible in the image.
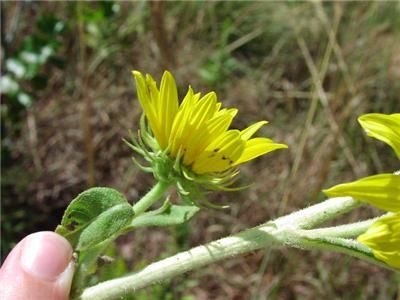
[80,196,391,300]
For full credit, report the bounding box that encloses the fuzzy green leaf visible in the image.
[129,204,199,228]
[323,174,400,212]
[77,203,134,251]
[55,187,129,247]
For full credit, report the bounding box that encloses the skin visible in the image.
[0,231,74,300]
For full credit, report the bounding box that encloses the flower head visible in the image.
[324,112,400,269]
[127,70,287,205]
[357,214,400,269]
[324,112,400,213]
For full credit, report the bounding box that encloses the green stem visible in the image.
[299,217,378,238]
[81,224,281,300]
[132,181,171,216]
[273,196,361,229]
[80,196,386,300]
[280,229,391,270]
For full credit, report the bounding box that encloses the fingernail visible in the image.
[20,232,73,281]
[57,260,75,295]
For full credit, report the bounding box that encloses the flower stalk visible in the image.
[132,180,171,216]
[80,196,389,300]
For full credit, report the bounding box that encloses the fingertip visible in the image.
[20,231,73,282]
[56,260,75,300]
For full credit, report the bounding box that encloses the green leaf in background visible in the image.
[358,113,400,159]
[130,204,199,228]
[32,75,48,90]
[37,14,66,36]
[323,173,400,212]
[77,203,134,251]
[55,187,129,247]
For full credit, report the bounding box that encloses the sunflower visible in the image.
[132,70,286,172]
[127,70,287,204]
[324,112,400,269]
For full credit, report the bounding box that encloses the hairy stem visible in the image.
[81,224,280,300]
[80,196,381,300]
[299,217,379,238]
[132,181,171,216]
[273,196,361,229]
[280,229,391,270]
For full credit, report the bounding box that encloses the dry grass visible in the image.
[2,1,400,299]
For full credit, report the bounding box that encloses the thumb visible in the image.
[0,231,74,300]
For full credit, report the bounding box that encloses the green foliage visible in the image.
[77,1,121,58]
[2,2,399,299]
[1,12,67,190]
[77,203,134,251]
[55,186,199,297]
[55,188,133,296]
[130,202,199,228]
[1,14,66,110]
[56,187,130,248]
[72,240,112,297]
[198,20,240,86]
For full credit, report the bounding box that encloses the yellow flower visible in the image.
[323,173,400,213]
[358,113,400,159]
[132,70,287,176]
[357,213,400,269]
[324,112,400,212]
[324,112,400,268]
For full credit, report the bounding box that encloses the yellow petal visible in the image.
[192,130,245,174]
[169,87,194,157]
[179,86,196,113]
[132,71,152,112]
[358,113,400,159]
[145,74,160,105]
[357,213,400,269]
[206,110,237,138]
[323,173,400,212]
[185,110,238,164]
[190,92,218,127]
[234,138,288,165]
[181,93,220,165]
[132,71,163,144]
[169,88,206,162]
[240,121,268,140]
[215,108,238,119]
[159,71,179,148]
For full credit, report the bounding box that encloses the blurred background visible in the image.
[1,1,400,299]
